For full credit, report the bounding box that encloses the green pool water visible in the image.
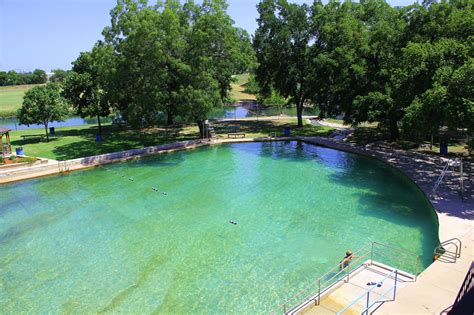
[0,141,439,313]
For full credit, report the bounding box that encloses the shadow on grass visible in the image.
[56,126,200,160]
[10,124,200,160]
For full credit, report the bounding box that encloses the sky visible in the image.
[1,0,416,72]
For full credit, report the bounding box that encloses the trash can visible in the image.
[440,143,448,155]
[49,127,55,135]
[95,134,103,142]
[284,127,291,137]
[16,147,24,156]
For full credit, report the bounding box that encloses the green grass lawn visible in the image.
[0,84,41,117]
[10,124,200,160]
[9,119,333,160]
[230,73,256,101]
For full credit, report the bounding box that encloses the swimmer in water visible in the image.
[340,250,355,270]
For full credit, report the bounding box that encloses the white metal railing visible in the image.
[273,242,419,314]
[337,269,399,315]
[431,158,462,197]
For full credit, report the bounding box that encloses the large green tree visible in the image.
[255,0,472,143]
[254,0,312,127]
[17,83,69,142]
[63,44,113,136]
[101,0,253,136]
[50,69,68,83]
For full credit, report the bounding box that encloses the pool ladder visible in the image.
[434,238,462,263]
[58,160,69,173]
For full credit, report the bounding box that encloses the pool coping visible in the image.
[1,136,472,313]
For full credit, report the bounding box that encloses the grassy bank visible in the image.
[8,119,332,160]
[230,73,256,101]
[0,84,40,117]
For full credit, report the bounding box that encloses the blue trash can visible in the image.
[16,147,24,156]
[95,134,103,142]
[284,127,291,137]
[440,143,448,155]
[49,127,55,135]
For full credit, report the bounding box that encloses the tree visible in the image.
[0,71,7,86]
[254,0,312,127]
[17,83,69,142]
[31,69,48,84]
[6,71,20,85]
[257,89,287,115]
[50,69,68,82]
[63,44,113,136]
[101,0,253,136]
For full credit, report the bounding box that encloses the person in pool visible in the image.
[340,250,355,270]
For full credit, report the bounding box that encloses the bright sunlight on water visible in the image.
[0,141,439,313]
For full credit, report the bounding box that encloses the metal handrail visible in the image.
[276,244,373,314]
[337,269,399,315]
[274,242,420,314]
[434,238,462,262]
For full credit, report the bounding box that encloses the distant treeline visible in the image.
[0,69,67,86]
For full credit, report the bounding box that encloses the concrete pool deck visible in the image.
[0,135,472,313]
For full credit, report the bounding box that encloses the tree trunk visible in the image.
[388,119,399,141]
[44,122,49,142]
[97,115,102,135]
[197,121,205,139]
[167,111,174,125]
[296,97,304,127]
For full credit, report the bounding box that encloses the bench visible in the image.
[21,134,46,141]
[227,133,246,138]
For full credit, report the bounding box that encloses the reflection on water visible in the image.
[209,105,318,120]
[0,116,113,131]
[1,105,318,131]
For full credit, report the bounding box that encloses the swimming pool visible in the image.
[0,141,439,313]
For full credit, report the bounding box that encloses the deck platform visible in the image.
[297,262,415,315]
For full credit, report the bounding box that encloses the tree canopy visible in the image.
[17,83,69,141]
[63,44,113,135]
[254,0,473,141]
[0,69,48,86]
[95,0,254,136]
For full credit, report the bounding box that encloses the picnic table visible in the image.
[227,133,246,138]
[21,134,46,141]
[227,125,246,138]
